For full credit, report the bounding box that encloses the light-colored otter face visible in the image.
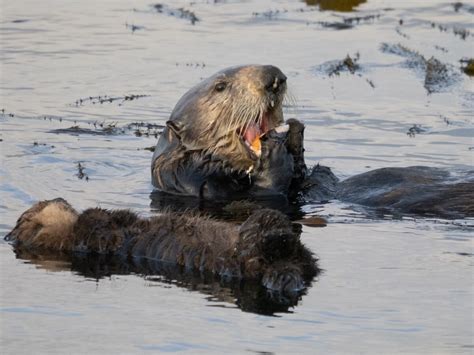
[168,65,288,171]
[6,198,78,250]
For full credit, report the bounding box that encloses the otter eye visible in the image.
[214,82,227,92]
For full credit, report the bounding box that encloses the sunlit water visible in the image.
[1,0,473,353]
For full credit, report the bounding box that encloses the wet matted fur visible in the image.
[6,199,319,294]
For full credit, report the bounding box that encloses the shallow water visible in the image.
[1,0,473,353]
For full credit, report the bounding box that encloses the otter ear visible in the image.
[165,119,205,150]
[166,120,184,137]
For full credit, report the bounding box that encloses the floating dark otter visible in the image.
[151,65,474,218]
[305,165,474,219]
[5,198,319,295]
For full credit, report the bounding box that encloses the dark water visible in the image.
[1,0,473,353]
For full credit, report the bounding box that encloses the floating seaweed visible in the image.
[125,23,146,33]
[252,9,289,20]
[430,21,471,40]
[341,14,381,24]
[1,109,15,118]
[452,2,474,14]
[406,124,427,138]
[76,162,89,181]
[434,45,448,53]
[50,121,163,138]
[73,94,150,107]
[327,53,360,76]
[395,27,410,39]
[33,142,55,148]
[51,125,123,136]
[380,43,461,93]
[175,62,206,68]
[151,4,199,25]
[140,146,156,152]
[317,21,353,30]
[314,53,375,89]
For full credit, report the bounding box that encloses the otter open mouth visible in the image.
[239,111,271,158]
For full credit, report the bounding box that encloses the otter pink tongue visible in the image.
[243,123,261,145]
[243,113,269,144]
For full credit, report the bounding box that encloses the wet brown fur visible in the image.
[151,65,293,197]
[6,199,318,292]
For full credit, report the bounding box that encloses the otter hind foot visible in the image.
[238,209,318,293]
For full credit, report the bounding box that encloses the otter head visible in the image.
[5,198,78,250]
[167,65,288,172]
[237,209,315,294]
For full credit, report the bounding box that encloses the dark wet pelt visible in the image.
[1,0,473,353]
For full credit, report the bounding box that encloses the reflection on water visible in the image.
[14,246,316,316]
[305,0,367,12]
[149,190,307,221]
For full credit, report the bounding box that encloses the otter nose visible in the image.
[263,66,287,93]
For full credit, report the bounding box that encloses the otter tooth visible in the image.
[270,99,275,108]
[273,77,278,90]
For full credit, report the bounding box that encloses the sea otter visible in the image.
[5,198,318,295]
[151,65,306,199]
[151,65,474,218]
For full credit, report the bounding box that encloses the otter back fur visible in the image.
[6,198,318,294]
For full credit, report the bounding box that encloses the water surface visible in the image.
[1,0,473,353]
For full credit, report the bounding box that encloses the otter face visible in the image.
[5,198,78,250]
[167,65,288,171]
